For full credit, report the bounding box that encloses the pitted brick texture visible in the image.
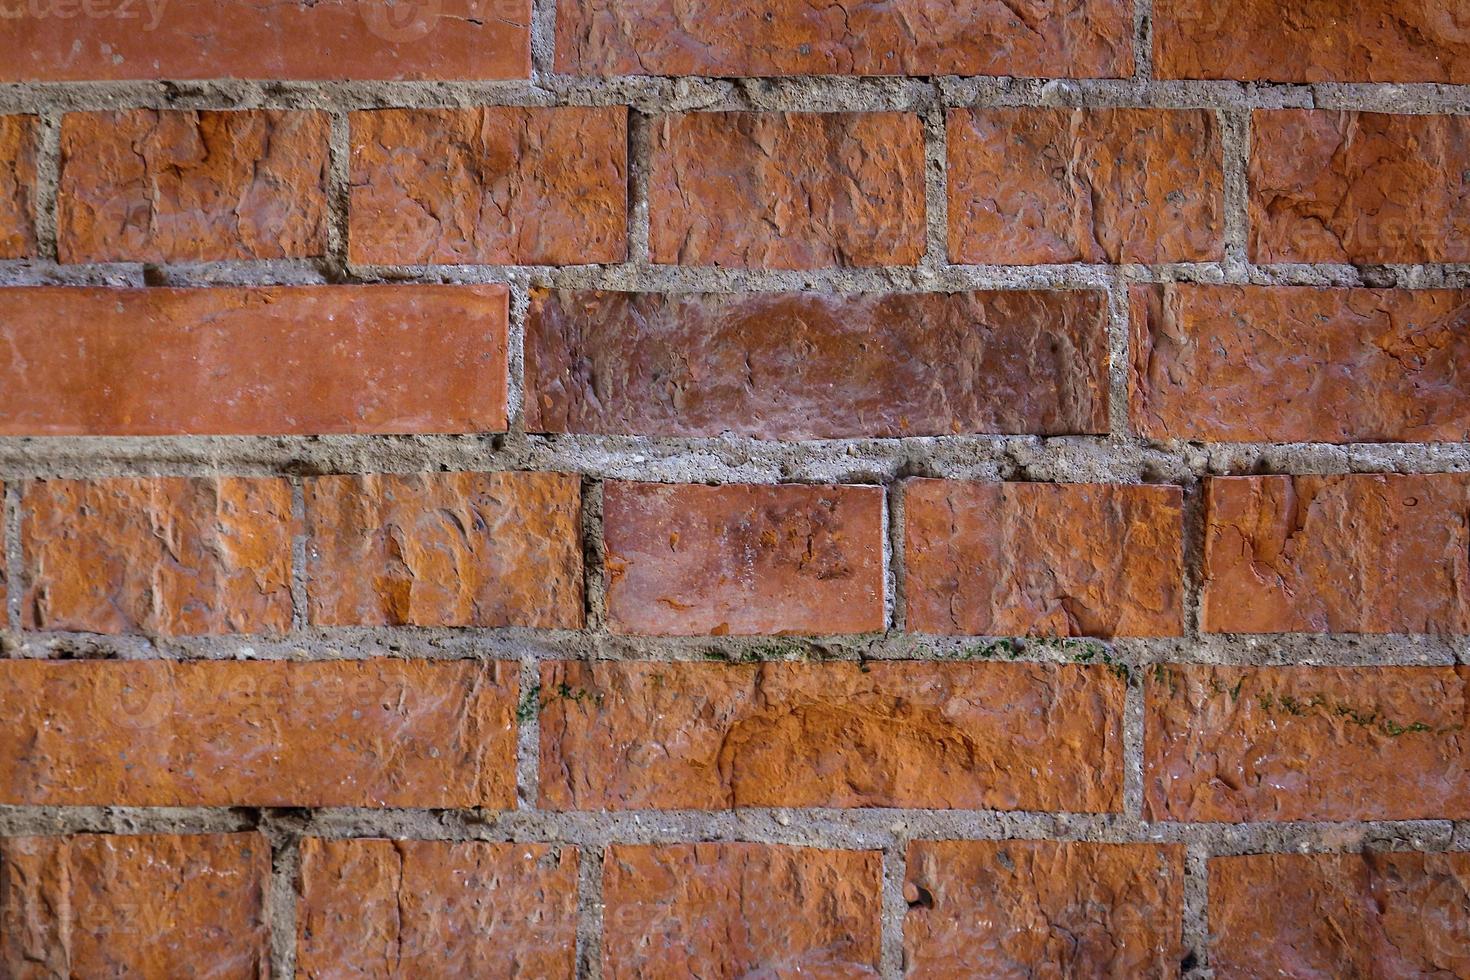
[0,115,37,259]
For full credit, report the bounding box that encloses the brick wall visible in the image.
[1,1,1468,976]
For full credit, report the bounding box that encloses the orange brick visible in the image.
[0,115,37,258]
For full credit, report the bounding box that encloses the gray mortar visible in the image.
[2,1,1470,975]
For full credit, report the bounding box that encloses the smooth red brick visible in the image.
[602,482,883,636]
[0,114,37,258]
[0,833,269,978]
[22,476,294,636]
[539,660,1125,811]
[1210,852,1470,978]
[603,843,881,979]
[0,659,518,807]
[526,288,1110,439]
[349,106,627,265]
[304,471,584,630]
[1250,110,1470,264]
[297,839,579,978]
[948,108,1223,264]
[648,111,925,268]
[58,109,329,263]
[1144,665,1470,822]
[905,841,1184,978]
[905,480,1185,638]
[0,0,531,81]
[1131,285,1470,444]
[1154,0,1470,82]
[0,285,508,436]
[1201,474,1470,634]
[555,0,1133,77]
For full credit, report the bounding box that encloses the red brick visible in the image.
[602,481,884,636]
[948,108,1223,264]
[1201,474,1470,634]
[1210,852,1470,978]
[1144,665,1470,822]
[0,659,518,807]
[58,109,329,263]
[297,839,579,978]
[603,843,881,979]
[0,285,507,436]
[22,476,295,636]
[539,660,1125,811]
[0,115,37,259]
[0,0,531,81]
[648,111,925,268]
[1154,0,1470,82]
[904,480,1185,638]
[0,833,269,978]
[555,0,1133,77]
[349,106,627,265]
[526,288,1110,439]
[304,471,584,630]
[1250,110,1470,264]
[1131,285,1470,444]
[905,841,1184,978]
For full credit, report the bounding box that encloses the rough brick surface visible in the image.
[304,471,584,629]
[0,834,270,979]
[603,843,881,979]
[539,660,1124,811]
[58,109,329,263]
[0,114,37,259]
[22,477,295,636]
[1200,474,1470,634]
[648,111,925,268]
[904,841,1184,978]
[948,108,1223,264]
[0,285,508,436]
[0,0,531,81]
[1153,0,1470,82]
[1131,285,1470,444]
[349,106,627,265]
[1145,665,1470,822]
[1210,852,1470,978]
[297,839,579,978]
[1250,111,1470,264]
[0,659,517,807]
[905,480,1185,638]
[602,481,883,635]
[555,0,1133,77]
[526,288,1109,439]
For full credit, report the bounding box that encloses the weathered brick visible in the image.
[0,285,508,436]
[0,659,517,807]
[555,0,1133,77]
[948,108,1223,264]
[1201,474,1470,634]
[1249,110,1470,264]
[58,109,329,263]
[297,839,579,978]
[1131,285,1470,444]
[22,476,295,636]
[602,482,883,636]
[305,471,583,629]
[603,843,881,978]
[526,288,1109,439]
[539,660,1125,811]
[0,115,37,259]
[0,833,269,978]
[0,0,531,81]
[648,111,925,268]
[1144,665,1470,822]
[1210,852,1470,978]
[349,106,627,265]
[905,841,1184,978]
[904,480,1185,638]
